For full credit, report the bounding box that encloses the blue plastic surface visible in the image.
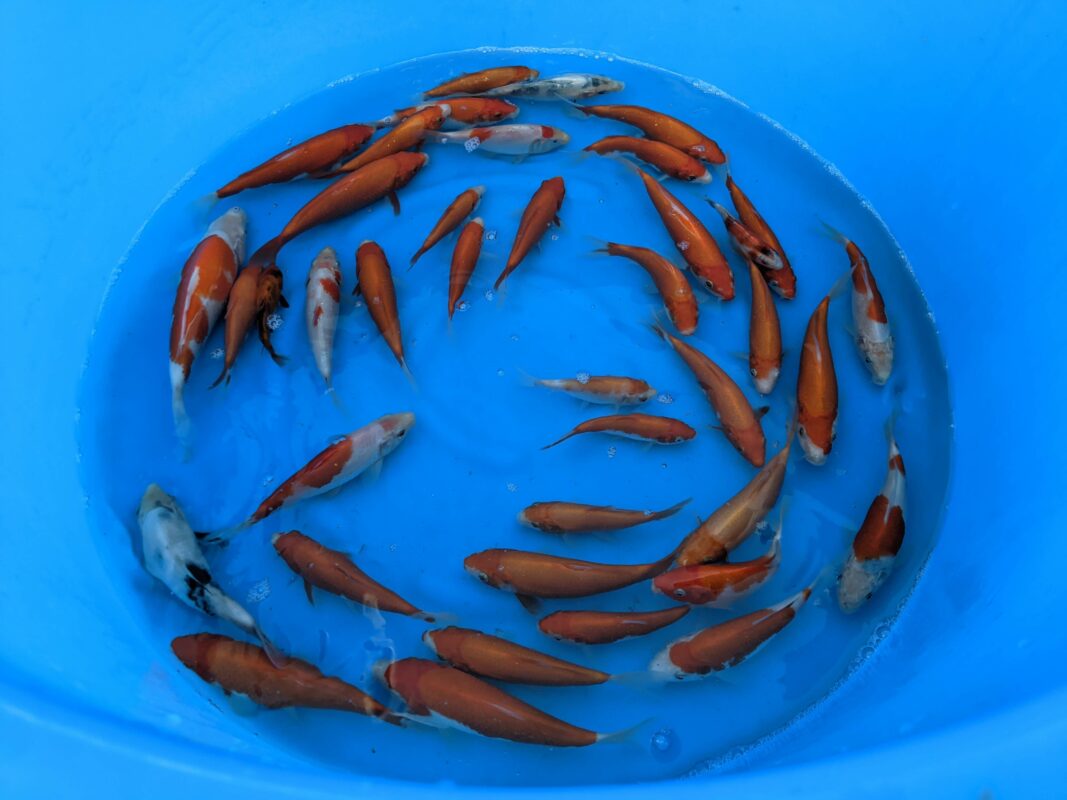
[3,1,1066,797]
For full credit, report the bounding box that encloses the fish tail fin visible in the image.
[419,609,456,624]
[191,190,220,216]
[586,234,612,255]
[817,218,851,246]
[556,94,592,119]
[209,363,231,389]
[172,384,191,446]
[826,267,852,301]
[648,314,671,343]
[540,430,575,450]
[608,671,662,690]
[515,367,542,388]
[408,247,427,269]
[652,497,692,522]
[400,359,418,391]
[704,197,729,218]
[326,383,348,415]
[255,624,287,668]
[597,717,653,744]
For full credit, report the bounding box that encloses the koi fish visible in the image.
[673,429,793,566]
[464,548,675,604]
[539,605,690,645]
[837,423,906,612]
[651,324,766,466]
[255,265,288,365]
[486,73,624,100]
[542,413,696,449]
[332,106,449,175]
[305,247,342,387]
[387,97,518,128]
[212,412,414,538]
[518,498,691,534]
[655,520,782,604]
[650,585,812,680]
[427,124,570,156]
[797,295,838,465]
[725,173,796,299]
[355,241,409,375]
[172,633,396,722]
[526,374,656,405]
[215,124,377,198]
[824,225,894,384]
[448,217,484,319]
[569,102,725,163]
[633,166,733,299]
[248,151,428,267]
[138,485,277,659]
[746,260,783,395]
[378,658,608,746]
[423,66,539,98]
[583,135,711,183]
[706,199,784,271]
[493,176,565,290]
[424,627,609,686]
[410,185,484,266]
[169,207,246,437]
[210,264,262,388]
[596,242,698,334]
[272,531,433,620]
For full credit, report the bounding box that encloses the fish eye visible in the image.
[673,589,686,598]
[704,280,715,291]
[397,430,407,437]
[750,368,757,376]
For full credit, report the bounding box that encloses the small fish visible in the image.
[448,217,485,319]
[305,247,342,387]
[543,413,696,449]
[211,264,262,388]
[172,633,396,722]
[797,295,838,465]
[725,173,796,299]
[255,266,288,365]
[518,498,691,534]
[424,626,609,686]
[583,135,711,183]
[215,124,377,198]
[387,97,518,128]
[651,324,766,466]
[169,208,246,437]
[273,531,433,620]
[138,485,276,658]
[837,423,906,612]
[427,124,570,157]
[216,412,415,537]
[568,102,725,163]
[649,585,812,680]
[526,374,656,405]
[423,66,539,98]
[539,606,690,645]
[706,199,784,271]
[464,548,675,601]
[332,106,450,175]
[673,428,793,566]
[355,241,409,375]
[655,521,782,605]
[824,225,894,384]
[596,242,698,334]
[411,185,484,266]
[746,260,783,395]
[247,151,429,267]
[486,73,624,100]
[633,166,733,299]
[493,177,566,290]
[378,657,608,746]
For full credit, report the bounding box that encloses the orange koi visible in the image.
[518,498,691,534]
[388,97,518,128]
[584,135,711,182]
[423,66,539,98]
[448,217,484,319]
[355,241,408,375]
[410,185,484,266]
[746,260,783,395]
[706,199,783,271]
[797,295,838,464]
[332,106,449,175]
[570,102,725,163]
[255,265,288,365]
[539,605,690,645]
[527,374,656,405]
[542,413,696,449]
[725,173,796,299]
[211,264,262,388]
[596,241,698,335]
[493,176,565,290]
[655,522,781,605]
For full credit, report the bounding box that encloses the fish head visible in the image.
[206,207,249,263]
[587,75,625,95]
[171,633,222,677]
[798,418,834,465]
[536,127,570,153]
[753,367,780,396]
[375,412,416,457]
[862,338,894,386]
[138,483,181,526]
[652,571,712,605]
[462,551,501,587]
[638,387,659,403]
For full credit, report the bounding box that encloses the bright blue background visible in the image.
[2,1,1066,797]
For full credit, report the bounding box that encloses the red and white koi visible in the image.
[797,295,838,465]
[837,424,906,612]
[539,605,690,645]
[746,260,783,395]
[214,412,415,538]
[650,585,812,680]
[378,658,610,746]
[423,66,539,98]
[542,413,696,449]
[584,136,711,183]
[448,217,484,319]
[356,241,409,375]
[169,207,246,437]
[493,176,565,290]
[215,124,378,198]
[597,242,699,334]
[385,98,518,129]
[569,102,726,163]
[526,374,656,405]
[273,531,433,620]
[332,106,450,175]
[487,73,624,100]
[726,173,796,299]
[706,199,784,271]
[424,627,609,686]
[410,185,484,266]
[518,498,690,534]
[427,124,570,157]
[825,225,894,384]
[305,247,342,387]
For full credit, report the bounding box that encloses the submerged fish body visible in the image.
[797,295,838,465]
[655,523,782,605]
[448,217,485,319]
[411,185,484,266]
[706,199,783,271]
[423,66,539,98]
[539,605,690,645]
[518,498,690,533]
[828,227,894,384]
[335,106,450,175]
[598,242,698,334]
[428,124,570,156]
[543,413,696,449]
[211,263,262,388]
[255,265,288,366]
[487,73,624,100]
[355,241,408,373]
[389,97,519,128]
[584,135,711,183]
[746,259,783,395]
[305,247,342,387]
[530,374,656,405]
[494,176,566,290]
[572,102,725,163]
[725,173,796,299]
